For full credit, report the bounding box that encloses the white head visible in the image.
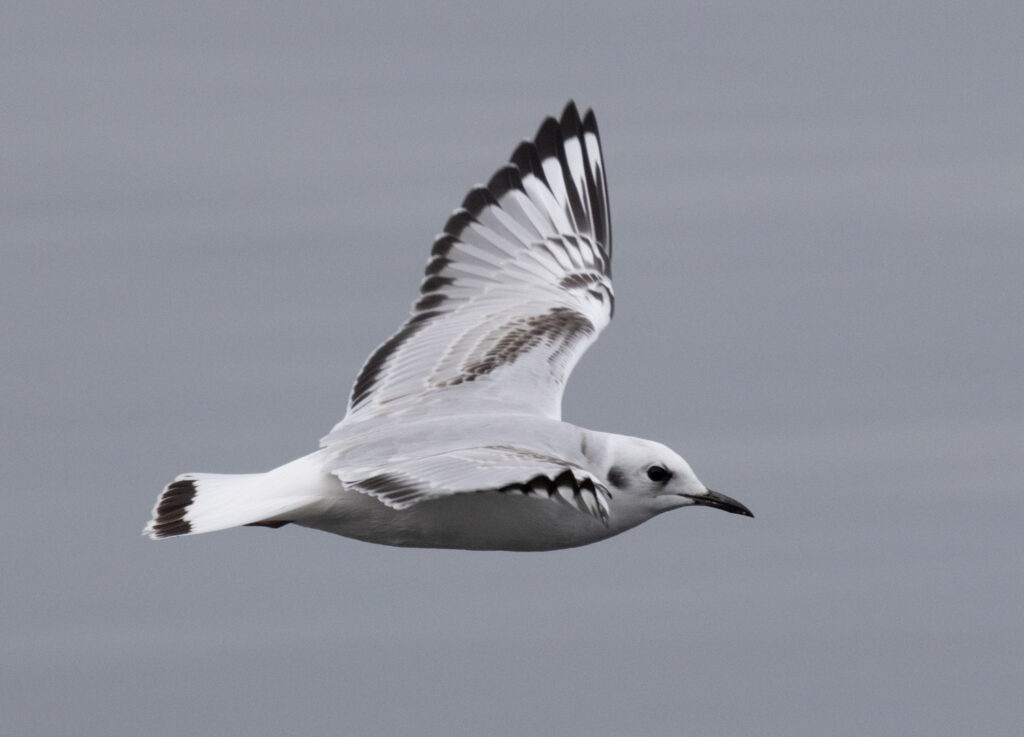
[599,435,753,524]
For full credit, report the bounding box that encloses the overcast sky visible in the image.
[4,2,1022,736]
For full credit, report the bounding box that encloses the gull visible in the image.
[145,102,752,551]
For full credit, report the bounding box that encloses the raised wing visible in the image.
[341,446,612,523]
[340,101,612,424]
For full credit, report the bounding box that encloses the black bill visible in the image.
[684,489,754,518]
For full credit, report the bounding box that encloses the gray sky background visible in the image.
[4,2,1022,735]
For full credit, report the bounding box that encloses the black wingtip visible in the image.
[534,116,563,162]
[560,101,582,137]
[461,186,498,217]
[443,209,475,238]
[420,275,454,294]
[582,108,600,138]
[429,233,458,258]
[487,164,523,200]
[510,139,544,181]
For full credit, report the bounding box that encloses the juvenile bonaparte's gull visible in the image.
[145,102,752,550]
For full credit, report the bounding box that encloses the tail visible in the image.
[144,461,326,540]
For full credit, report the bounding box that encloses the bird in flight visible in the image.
[145,102,752,551]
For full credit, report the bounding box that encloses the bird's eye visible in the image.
[647,465,671,483]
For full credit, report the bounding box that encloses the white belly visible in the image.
[297,486,625,551]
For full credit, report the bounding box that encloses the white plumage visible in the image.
[144,102,752,551]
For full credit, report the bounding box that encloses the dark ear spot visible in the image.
[607,465,626,489]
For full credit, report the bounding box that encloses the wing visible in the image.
[340,101,612,425]
[341,446,612,523]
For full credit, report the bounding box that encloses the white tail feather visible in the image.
[144,455,330,539]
